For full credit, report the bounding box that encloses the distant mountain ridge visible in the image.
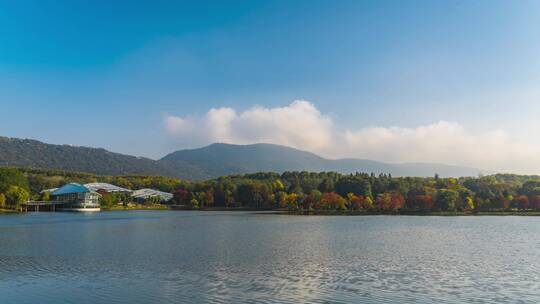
[0,136,486,180]
[162,143,487,178]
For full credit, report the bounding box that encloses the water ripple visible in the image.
[0,212,539,303]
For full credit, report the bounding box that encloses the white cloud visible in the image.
[165,100,333,151]
[164,100,540,174]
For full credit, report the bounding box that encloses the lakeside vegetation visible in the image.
[178,172,540,214]
[0,168,183,211]
[2,167,540,214]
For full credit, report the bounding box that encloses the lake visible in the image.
[0,211,539,303]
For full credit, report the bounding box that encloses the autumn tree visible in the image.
[375,193,392,211]
[465,197,474,211]
[515,195,530,210]
[320,192,347,210]
[347,193,362,210]
[173,189,191,205]
[303,190,322,210]
[407,194,433,211]
[279,193,300,210]
[363,196,374,210]
[530,195,540,210]
[389,192,405,211]
[190,198,200,209]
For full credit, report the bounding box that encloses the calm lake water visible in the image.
[0,211,539,303]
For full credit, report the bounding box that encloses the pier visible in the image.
[22,201,65,212]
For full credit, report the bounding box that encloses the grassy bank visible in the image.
[0,208,18,213]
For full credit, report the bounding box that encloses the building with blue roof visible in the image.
[50,183,100,211]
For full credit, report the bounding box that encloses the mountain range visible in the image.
[0,136,486,180]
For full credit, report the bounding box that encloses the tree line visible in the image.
[174,172,540,213]
[2,167,540,213]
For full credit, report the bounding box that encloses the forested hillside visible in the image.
[0,136,203,178]
[0,137,484,180]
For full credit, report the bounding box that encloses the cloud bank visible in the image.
[165,100,540,173]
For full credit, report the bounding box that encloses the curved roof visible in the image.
[131,188,173,201]
[84,183,132,193]
[51,183,91,196]
[40,187,58,194]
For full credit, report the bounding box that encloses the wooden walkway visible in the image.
[22,201,65,212]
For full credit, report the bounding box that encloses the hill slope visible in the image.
[161,143,486,178]
[160,143,329,177]
[0,137,201,178]
[0,136,486,179]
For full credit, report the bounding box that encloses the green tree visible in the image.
[5,186,29,210]
[335,177,371,197]
[318,178,334,193]
[147,196,162,205]
[99,194,115,209]
[40,191,50,201]
[0,193,5,208]
[0,168,29,193]
[236,182,271,209]
[435,189,459,211]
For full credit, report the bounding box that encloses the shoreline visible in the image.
[7,205,540,216]
[109,207,540,216]
[284,210,540,216]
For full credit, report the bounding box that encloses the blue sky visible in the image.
[1,1,540,172]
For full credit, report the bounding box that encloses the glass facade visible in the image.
[52,191,100,209]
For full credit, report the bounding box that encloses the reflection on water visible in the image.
[0,211,539,303]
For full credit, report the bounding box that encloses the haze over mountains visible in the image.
[0,136,486,180]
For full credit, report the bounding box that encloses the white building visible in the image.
[131,188,173,203]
